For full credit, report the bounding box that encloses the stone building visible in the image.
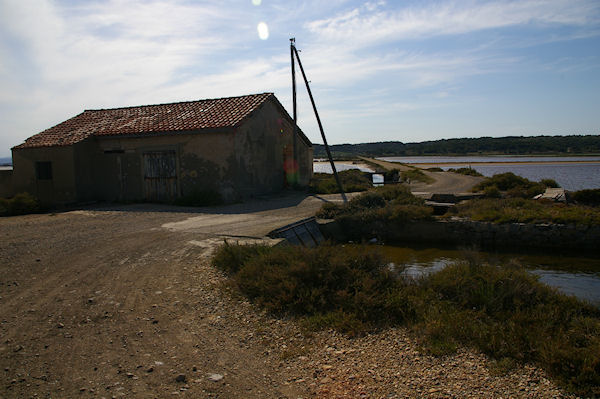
[10,93,313,205]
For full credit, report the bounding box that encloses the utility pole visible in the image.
[290,39,347,203]
[290,38,298,185]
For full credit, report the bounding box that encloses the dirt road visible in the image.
[1,193,336,398]
[359,157,483,195]
[0,193,571,398]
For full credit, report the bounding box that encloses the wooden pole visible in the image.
[291,43,347,202]
[290,38,298,185]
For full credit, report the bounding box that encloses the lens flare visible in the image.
[257,22,269,40]
[252,0,261,5]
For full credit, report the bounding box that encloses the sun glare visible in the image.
[257,22,269,40]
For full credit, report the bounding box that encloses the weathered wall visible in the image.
[0,169,13,198]
[95,130,235,202]
[232,100,313,198]
[296,139,313,187]
[11,146,77,205]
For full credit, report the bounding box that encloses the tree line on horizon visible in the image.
[313,135,600,158]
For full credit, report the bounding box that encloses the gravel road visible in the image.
[0,192,574,398]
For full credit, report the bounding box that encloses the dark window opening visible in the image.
[104,149,124,154]
[36,161,53,180]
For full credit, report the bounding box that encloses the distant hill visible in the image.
[313,135,600,159]
[0,156,11,166]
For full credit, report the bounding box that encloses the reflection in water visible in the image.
[375,245,600,306]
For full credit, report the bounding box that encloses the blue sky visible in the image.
[1,0,599,157]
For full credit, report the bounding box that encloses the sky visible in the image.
[1,0,600,157]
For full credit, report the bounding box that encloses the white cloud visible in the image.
[306,0,599,46]
[0,0,599,153]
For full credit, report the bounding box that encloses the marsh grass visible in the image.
[449,197,600,225]
[212,243,600,396]
[316,185,433,239]
[473,172,558,198]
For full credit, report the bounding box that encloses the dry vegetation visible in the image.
[213,243,600,397]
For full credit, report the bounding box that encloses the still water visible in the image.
[313,162,375,173]
[377,245,600,307]
[379,156,600,191]
[313,158,600,304]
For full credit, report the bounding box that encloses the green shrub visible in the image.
[316,186,432,241]
[215,244,401,334]
[426,167,444,172]
[348,190,388,209]
[308,170,372,194]
[376,185,424,205]
[474,172,532,192]
[383,169,399,183]
[0,192,40,216]
[212,243,600,396]
[447,167,483,177]
[211,241,271,274]
[419,261,600,394]
[572,189,600,206]
[474,173,560,198]
[315,202,345,219]
[175,189,223,206]
[483,185,502,198]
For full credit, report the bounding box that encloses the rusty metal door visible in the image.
[143,151,177,202]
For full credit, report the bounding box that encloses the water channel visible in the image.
[369,244,600,307]
[313,159,600,307]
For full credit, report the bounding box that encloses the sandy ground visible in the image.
[358,157,484,194]
[1,191,575,398]
[0,193,341,398]
[0,190,573,398]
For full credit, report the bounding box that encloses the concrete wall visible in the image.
[389,220,600,252]
[11,146,77,205]
[0,169,13,198]
[321,219,600,253]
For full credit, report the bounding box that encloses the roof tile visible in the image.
[15,93,273,149]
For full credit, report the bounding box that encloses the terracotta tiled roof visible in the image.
[15,93,275,149]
